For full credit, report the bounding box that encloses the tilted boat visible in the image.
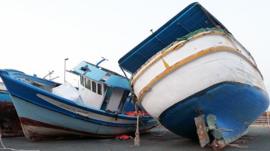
[0,61,157,141]
[0,76,23,137]
[118,2,269,149]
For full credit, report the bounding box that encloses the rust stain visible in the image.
[194,115,210,148]
[0,101,23,137]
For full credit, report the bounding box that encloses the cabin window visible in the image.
[83,77,87,87]
[80,76,84,86]
[86,79,91,90]
[97,83,102,95]
[92,81,96,93]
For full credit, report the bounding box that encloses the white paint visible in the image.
[79,82,104,109]
[106,88,124,112]
[52,82,84,106]
[132,32,266,118]
[133,33,246,94]
[0,82,6,91]
[36,94,136,124]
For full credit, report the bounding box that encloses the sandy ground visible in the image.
[1,126,270,151]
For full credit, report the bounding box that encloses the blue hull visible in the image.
[11,95,156,139]
[0,70,157,140]
[159,82,269,143]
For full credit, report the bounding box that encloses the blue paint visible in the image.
[159,82,269,143]
[122,97,136,113]
[118,2,228,73]
[0,70,156,128]
[0,90,11,102]
[11,96,157,135]
[0,70,130,120]
[73,61,130,90]
[105,75,130,90]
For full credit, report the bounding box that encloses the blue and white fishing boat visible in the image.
[0,77,22,136]
[0,61,157,141]
[118,2,269,149]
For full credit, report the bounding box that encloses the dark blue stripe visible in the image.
[12,94,137,128]
[0,70,155,128]
[3,70,141,120]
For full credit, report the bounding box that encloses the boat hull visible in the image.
[0,71,157,141]
[131,30,269,145]
[159,82,269,143]
[11,95,156,140]
[0,91,23,137]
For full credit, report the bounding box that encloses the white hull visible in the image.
[132,30,266,118]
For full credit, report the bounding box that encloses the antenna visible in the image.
[43,70,54,79]
[96,57,108,67]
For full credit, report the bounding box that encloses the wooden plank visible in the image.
[194,115,210,148]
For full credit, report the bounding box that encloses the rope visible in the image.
[119,66,141,146]
[134,103,140,146]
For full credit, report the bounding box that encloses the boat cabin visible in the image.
[72,61,131,113]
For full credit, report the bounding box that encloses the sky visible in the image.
[0,0,269,93]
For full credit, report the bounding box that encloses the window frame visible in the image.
[85,78,91,90]
[80,76,82,86]
[92,81,96,93]
[97,83,102,95]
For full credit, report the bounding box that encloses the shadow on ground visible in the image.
[1,126,270,151]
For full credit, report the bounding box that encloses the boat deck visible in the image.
[1,126,270,151]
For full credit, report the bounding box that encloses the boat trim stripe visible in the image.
[137,46,259,101]
[11,94,137,127]
[36,93,135,125]
[131,30,228,85]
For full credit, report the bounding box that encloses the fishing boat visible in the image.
[0,77,22,137]
[118,2,269,149]
[0,61,157,141]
